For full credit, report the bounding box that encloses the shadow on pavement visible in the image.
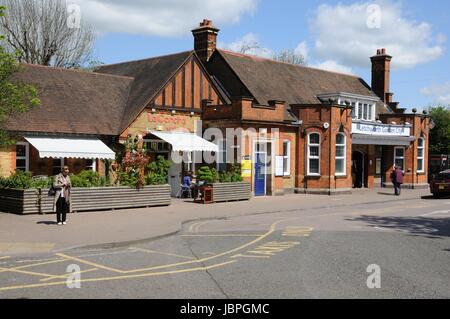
[36,221,58,225]
[421,195,450,200]
[377,192,397,196]
[347,215,450,239]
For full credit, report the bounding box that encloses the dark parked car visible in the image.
[430,169,450,198]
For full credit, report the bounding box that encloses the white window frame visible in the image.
[307,133,321,176]
[335,133,346,176]
[394,147,405,171]
[417,138,425,173]
[283,140,291,176]
[86,159,97,172]
[16,142,29,172]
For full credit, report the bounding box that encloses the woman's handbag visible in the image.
[48,186,56,196]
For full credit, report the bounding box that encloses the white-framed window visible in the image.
[335,133,346,176]
[355,102,375,121]
[417,138,425,173]
[15,142,29,172]
[307,133,321,176]
[394,147,405,171]
[85,159,97,172]
[217,139,227,172]
[283,140,291,176]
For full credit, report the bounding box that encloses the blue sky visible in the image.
[79,0,450,111]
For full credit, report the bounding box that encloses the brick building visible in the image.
[0,19,431,196]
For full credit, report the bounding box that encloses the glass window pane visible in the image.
[418,139,424,147]
[368,104,373,120]
[358,103,363,119]
[16,159,26,168]
[418,149,424,158]
[336,146,345,157]
[309,159,319,174]
[16,145,26,157]
[395,148,404,157]
[363,104,368,120]
[336,159,345,174]
[310,146,319,157]
[417,159,424,171]
[283,157,289,173]
[309,134,320,145]
[283,142,289,157]
[395,159,404,170]
[336,134,345,145]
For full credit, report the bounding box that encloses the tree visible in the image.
[0,6,40,147]
[0,0,94,68]
[272,49,306,66]
[428,106,450,155]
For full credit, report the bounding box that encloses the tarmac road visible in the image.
[0,196,449,299]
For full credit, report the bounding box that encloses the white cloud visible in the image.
[311,60,354,75]
[218,33,273,58]
[72,0,258,36]
[310,0,444,69]
[420,82,450,104]
[294,41,308,62]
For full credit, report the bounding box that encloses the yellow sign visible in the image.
[241,160,252,177]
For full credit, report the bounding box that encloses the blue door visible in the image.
[254,153,266,196]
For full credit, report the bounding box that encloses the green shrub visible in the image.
[218,163,243,183]
[0,171,52,189]
[197,166,217,184]
[70,170,108,188]
[145,156,171,185]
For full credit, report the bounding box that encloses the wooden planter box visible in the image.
[0,185,171,215]
[210,182,251,203]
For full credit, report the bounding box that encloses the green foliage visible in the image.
[70,170,108,188]
[197,166,217,184]
[145,156,170,185]
[0,7,40,147]
[118,135,149,188]
[218,163,243,183]
[0,171,51,189]
[428,106,450,155]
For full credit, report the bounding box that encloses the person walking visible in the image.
[53,166,72,225]
[390,165,404,196]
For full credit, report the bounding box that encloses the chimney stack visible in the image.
[370,48,392,104]
[192,19,219,63]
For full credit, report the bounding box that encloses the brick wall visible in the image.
[0,146,15,177]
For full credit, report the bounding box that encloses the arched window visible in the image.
[335,133,346,176]
[417,138,425,173]
[307,133,321,176]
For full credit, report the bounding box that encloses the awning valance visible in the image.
[352,134,415,146]
[24,136,116,160]
[149,131,218,152]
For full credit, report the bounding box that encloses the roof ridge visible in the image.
[21,63,135,80]
[217,49,361,79]
[98,50,194,69]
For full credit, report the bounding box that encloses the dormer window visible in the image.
[318,93,378,122]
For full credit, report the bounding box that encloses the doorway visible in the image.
[352,151,365,188]
[254,141,272,196]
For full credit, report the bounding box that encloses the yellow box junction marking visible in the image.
[231,241,300,259]
[282,227,314,237]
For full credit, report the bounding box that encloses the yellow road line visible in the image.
[0,260,237,292]
[180,234,264,237]
[54,218,293,274]
[130,247,195,260]
[56,253,125,274]
[0,266,55,278]
[39,268,99,282]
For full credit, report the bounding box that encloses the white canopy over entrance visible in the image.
[148,131,218,152]
[24,136,116,159]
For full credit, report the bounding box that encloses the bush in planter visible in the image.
[218,163,243,183]
[197,166,217,184]
[0,171,52,189]
[145,156,171,185]
[70,170,108,188]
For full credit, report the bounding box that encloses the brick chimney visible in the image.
[371,48,393,104]
[192,19,220,63]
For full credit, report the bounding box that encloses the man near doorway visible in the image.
[390,165,404,196]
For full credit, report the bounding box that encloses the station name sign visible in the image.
[351,122,410,137]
